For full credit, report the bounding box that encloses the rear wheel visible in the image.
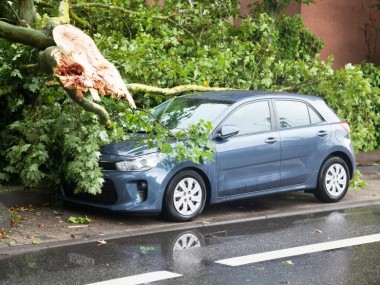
[163,170,206,222]
[314,157,349,203]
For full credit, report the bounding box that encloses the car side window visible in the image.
[223,101,272,135]
[308,106,324,124]
[276,100,320,129]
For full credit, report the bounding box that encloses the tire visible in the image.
[314,157,349,203]
[163,170,206,222]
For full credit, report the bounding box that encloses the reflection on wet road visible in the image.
[0,206,379,284]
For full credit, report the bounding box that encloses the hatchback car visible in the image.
[62,91,356,222]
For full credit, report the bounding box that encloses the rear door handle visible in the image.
[317,130,328,137]
[265,137,278,144]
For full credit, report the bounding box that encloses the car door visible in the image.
[274,99,331,187]
[215,100,281,198]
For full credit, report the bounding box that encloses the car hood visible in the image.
[100,134,159,157]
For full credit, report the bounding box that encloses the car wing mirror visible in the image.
[216,125,239,140]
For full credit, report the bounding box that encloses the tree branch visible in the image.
[71,3,142,17]
[0,20,55,49]
[49,0,70,27]
[65,88,112,127]
[71,3,177,21]
[19,0,40,27]
[70,3,199,41]
[69,9,92,30]
[126,83,234,95]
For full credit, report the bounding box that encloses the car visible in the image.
[61,90,356,222]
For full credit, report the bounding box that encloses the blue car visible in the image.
[62,91,356,222]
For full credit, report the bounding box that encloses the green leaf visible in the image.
[32,238,41,245]
[67,216,92,224]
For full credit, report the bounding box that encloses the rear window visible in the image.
[275,100,323,129]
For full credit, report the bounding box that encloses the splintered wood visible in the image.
[51,24,135,108]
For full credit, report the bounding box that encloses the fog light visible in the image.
[136,181,147,202]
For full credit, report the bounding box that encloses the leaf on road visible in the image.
[32,238,41,245]
[282,260,294,265]
[314,229,323,234]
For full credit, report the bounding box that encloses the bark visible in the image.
[0,20,55,49]
[19,0,39,26]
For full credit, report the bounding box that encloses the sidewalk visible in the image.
[1,162,379,256]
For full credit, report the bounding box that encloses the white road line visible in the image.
[215,233,380,267]
[86,271,182,285]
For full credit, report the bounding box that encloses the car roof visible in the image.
[181,90,322,104]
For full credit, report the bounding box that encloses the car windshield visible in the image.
[152,96,231,131]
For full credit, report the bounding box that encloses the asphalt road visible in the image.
[0,205,379,285]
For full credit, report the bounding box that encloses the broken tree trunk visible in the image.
[51,24,136,108]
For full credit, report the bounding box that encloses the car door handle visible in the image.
[317,130,328,137]
[265,137,278,144]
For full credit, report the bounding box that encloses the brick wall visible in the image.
[238,0,380,68]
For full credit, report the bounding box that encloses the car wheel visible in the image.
[164,170,206,222]
[314,157,349,203]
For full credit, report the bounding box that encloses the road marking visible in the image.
[215,233,380,267]
[86,271,182,285]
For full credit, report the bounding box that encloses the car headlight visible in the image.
[115,153,165,171]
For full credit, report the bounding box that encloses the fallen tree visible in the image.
[0,0,238,193]
[0,0,231,127]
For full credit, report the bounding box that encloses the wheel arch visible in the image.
[324,151,354,179]
[161,167,212,210]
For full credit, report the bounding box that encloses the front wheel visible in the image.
[163,170,206,222]
[314,157,349,203]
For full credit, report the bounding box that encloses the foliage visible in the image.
[361,63,380,88]
[9,209,21,227]
[319,64,380,151]
[0,1,379,195]
[0,228,11,239]
[251,0,315,17]
[67,215,91,224]
[349,170,367,190]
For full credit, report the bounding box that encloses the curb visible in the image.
[358,165,380,175]
[0,201,10,231]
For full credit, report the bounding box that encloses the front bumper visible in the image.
[61,169,167,213]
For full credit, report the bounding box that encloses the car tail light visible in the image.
[340,121,350,133]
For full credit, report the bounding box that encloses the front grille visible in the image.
[63,179,118,205]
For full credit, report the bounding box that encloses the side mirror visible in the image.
[216,125,239,140]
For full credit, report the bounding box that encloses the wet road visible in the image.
[0,205,379,285]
